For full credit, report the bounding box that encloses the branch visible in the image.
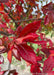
[15,18,44,23]
[8,61,11,70]
[4,8,18,28]
[0,31,13,36]
[4,5,44,25]
[4,5,44,28]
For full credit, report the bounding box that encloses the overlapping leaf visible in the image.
[16,44,37,64]
[43,56,54,73]
[12,48,21,61]
[41,47,54,57]
[42,2,54,25]
[15,33,38,44]
[19,20,41,37]
[30,63,41,75]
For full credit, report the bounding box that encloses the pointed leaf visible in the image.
[7,50,12,63]
[12,48,21,61]
[30,63,41,75]
[0,4,4,11]
[41,47,54,57]
[19,20,41,37]
[15,33,38,45]
[43,56,54,73]
[17,44,37,64]
[0,46,7,54]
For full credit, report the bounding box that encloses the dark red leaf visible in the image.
[18,0,24,3]
[0,46,7,54]
[15,33,38,45]
[7,28,15,34]
[0,39,2,45]
[30,63,41,75]
[43,56,54,73]
[44,15,49,25]
[16,26,23,36]
[0,3,4,11]
[41,47,54,57]
[12,48,21,61]
[42,2,54,14]
[0,24,7,28]
[42,2,54,25]
[30,41,46,45]
[17,44,37,64]
[16,5,23,13]
[19,20,41,37]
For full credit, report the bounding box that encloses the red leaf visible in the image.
[0,46,7,54]
[41,47,54,57]
[43,56,54,73]
[0,39,2,45]
[7,50,12,63]
[0,4,4,11]
[7,28,15,34]
[18,0,24,3]
[30,41,46,45]
[17,44,37,64]
[42,2,54,25]
[7,45,14,63]
[3,13,10,22]
[50,50,54,57]
[30,63,41,75]
[0,71,4,75]
[16,26,23,36]
[19,20,41,37]
[44,15,49,25]
[15,33,38,45]
[16,5,23,13]
[42,2,53,14]
[46,38,53,47]
[12,48,21,61]
[0,24,7,28]
[22,33,38,42]
[48,71,54,75]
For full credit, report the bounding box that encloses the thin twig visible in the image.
[15,18,44,23]
[4,8,18,28]
[4,6,44,26]
[0,31,13,36]
[8,62,11,70]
